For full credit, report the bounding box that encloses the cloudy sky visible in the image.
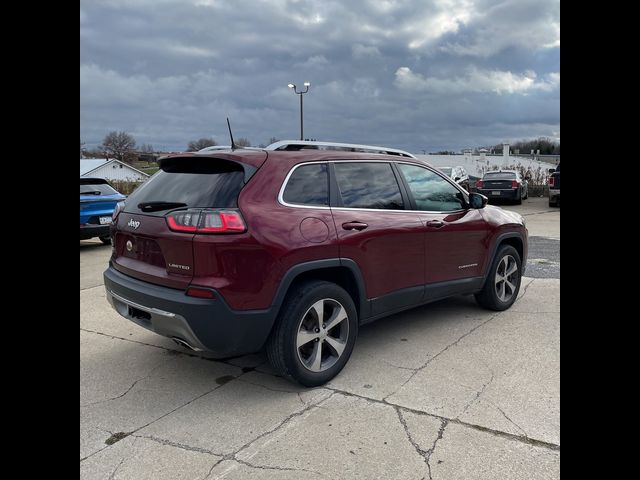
[80,0,559,153]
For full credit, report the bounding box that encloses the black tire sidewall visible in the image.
[487,245,522,309]
[99,236,112,245]
[279,282,358,387]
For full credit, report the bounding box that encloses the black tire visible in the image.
[515,188,522,205]
[99,235,112,245]
[266,280,358,387]
[475,245,522,311]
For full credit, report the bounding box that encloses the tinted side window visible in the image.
[283,163,329,206]
[334,162,404,210]
[398,164,465,212]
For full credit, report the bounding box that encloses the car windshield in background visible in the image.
[80,184,119,196]
[484,172,516,180]
[440,167,452,177]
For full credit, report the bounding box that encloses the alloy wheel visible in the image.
[296,298,349,372]
[495,255,518,302]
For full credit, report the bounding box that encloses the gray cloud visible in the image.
[80,0,559,152]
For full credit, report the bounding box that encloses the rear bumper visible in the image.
[80,225,110,240]
[549,188,560,200]
[103,266,275,357]
[477,188,519,200]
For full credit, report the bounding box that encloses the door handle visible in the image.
[342,221,369,231]
[426,220,445,228]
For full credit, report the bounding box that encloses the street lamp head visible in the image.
[288,83,295,89]
[303,82,311,87]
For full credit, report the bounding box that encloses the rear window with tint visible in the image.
[484,172,516,180]
[123,159,245,216]
[80,184,119,196]
[282,164,329,206]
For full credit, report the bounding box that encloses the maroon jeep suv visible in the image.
[104,143,527,386]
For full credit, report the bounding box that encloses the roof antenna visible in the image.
[226,117,237,150]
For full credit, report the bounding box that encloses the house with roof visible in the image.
[80,159,150,182]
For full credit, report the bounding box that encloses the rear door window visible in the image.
[123,158,245,216]
[334,162,404,210]
[282,164,329,206]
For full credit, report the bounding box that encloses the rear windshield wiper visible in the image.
[138,201,188,212]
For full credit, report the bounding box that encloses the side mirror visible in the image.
[454,176,461,182]
[548,168,555,174]
[469,192,488,209]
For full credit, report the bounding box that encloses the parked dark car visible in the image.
[104,142,528,386]
[439,166,470,191]
[80,178,126,244]
[548,163,560,207]
[476,170,528,204]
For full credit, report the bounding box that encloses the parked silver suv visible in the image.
[439,166,470,191]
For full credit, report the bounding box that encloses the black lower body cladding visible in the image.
[103,266,276,357]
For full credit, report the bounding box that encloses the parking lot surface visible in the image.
[80,196,559,479]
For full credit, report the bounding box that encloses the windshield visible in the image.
[484,172,516,180]
[440,167,452,177]
[80,183,119,195]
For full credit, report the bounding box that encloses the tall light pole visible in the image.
[288,82,310,140]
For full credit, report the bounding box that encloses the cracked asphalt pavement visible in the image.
[80,196,559,479]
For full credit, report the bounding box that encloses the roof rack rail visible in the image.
[195,145,263,154]
[265,140,416,158]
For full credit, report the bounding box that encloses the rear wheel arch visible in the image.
[270,259,367,325]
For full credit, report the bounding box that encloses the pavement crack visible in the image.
[233,458,328,478]
[382,312,502,402]
[519,278,536,298]
[458,364,495,418]
[107,457,125,480]
[395,408,430,469]
[81,360,166,408]
[133,434,222,456]
[484,400,529,438]
[424,419,449,480]
[324,388,559,451]
[382,359,418,371]
[228,392,336,464]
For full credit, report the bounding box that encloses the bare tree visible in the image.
[268,137,280,145]
[139,143,155,153]
[235,138,251,147]
[102,131,137,161]
[80,138,86,158]
[187,137,217,151]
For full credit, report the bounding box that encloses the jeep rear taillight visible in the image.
[166,209,247,234]
[548,176,555,187]
[112,201,125,221]
[511,180,519,188]
[476,180,484,189]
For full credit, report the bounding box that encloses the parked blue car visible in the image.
[80,178,126,244]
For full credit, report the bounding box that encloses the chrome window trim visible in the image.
[278,161,332,210]
[278,159,469,214]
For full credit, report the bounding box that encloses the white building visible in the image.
[80,159,149,182]
[414,144,556,179]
